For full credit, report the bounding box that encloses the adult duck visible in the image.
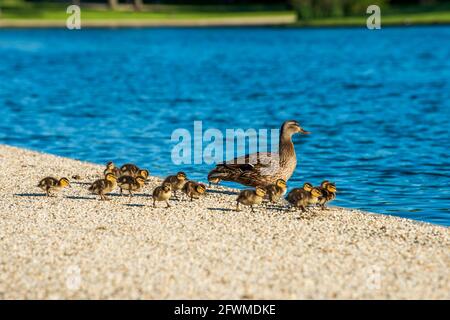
[207,120,310,187]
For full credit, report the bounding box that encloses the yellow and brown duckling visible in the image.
[117,175,146,196]
[152,182,172,208]
[182,180,206,201]
[120,163,140,177]
[236,187,266,212]
[138,169,149,180]
[207,171,221,187]
[37,177,70,196]
[163,171,187,199]
[104,161,121,178]
[264,178,287,203]
[88,173,117,201]
[286,182,320,212]
[317,180,337,210]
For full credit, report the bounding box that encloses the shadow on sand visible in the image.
[207,207,236,212]
[15,193,47,197]
[65,195,94,200]
[124,203,145,208]
[207,189,238,196]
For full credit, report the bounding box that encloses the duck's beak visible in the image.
[299,127,310,134]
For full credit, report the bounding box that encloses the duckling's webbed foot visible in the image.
[165,201,171,208]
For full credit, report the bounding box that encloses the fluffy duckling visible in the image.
[120,163,140,177]
[88,173,117,201]
[236,187,266,212]
[182,180,206,201]
[163,172,187,199]
[117,175,146,196]
[138,169,149,180]
[38,177,70,196]
[286,185,321,212]
[152,182,172,208]
[104,161,121,178]
[207,172,221,187]
[265,178,287,203]
[317,180,337,210]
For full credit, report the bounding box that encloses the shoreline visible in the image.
[2,18,450,29]
[0,16,296,28]
[0,144,448,299]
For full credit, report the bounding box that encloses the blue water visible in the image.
[1,27,449,226]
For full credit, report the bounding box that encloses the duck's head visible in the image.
[311,187,322,197]
[105,173,117,182]
[326,183,337,193]
[162,182,172,192]
[303,182,313,192]
[177,171,187,181]
[136,176,146,186]
[255,187,267,197]
[106,161,114,169]
[138,169,149,179]
[281,120,310,137]
[59,177,70,188]
[196,183,206,194]
[276,179,287,188]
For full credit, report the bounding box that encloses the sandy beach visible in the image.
[0,144,448,299]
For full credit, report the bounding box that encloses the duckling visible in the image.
[317,181,337,210]
[236,187,266,212]
[182,180,206,201]
[163,172,187,199]
[104,161,121,178]
[152,182,172,208]
[37,177,70,196]
[264,178,287,203]
[138,169,149,180]
[88,173,117,201]
[207,171,221,187]
[286,186,322,212]
[117,175,146,196]
[120,163,140,177]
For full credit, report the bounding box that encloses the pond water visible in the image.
[0,27,449,226]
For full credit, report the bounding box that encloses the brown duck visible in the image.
[207,120,310,187]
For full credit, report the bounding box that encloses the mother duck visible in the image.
[207,120,310,187]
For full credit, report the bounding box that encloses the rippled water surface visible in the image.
[1,27,449,225]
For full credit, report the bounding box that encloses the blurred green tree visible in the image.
[290,0,388,19]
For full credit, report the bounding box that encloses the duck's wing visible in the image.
[208,152,279,186]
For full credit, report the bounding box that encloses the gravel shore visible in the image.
[0,144,448,299]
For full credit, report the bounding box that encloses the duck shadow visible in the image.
[207,207,236,212]
[15,193,47,197]
[207,189,238,196]
[65,195,94,200]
